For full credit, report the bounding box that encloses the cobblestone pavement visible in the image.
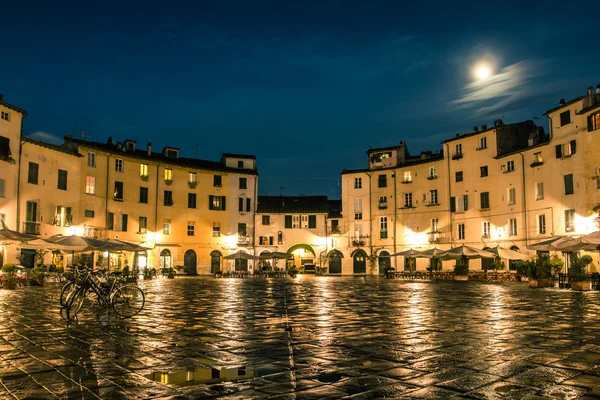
[2,277,600,399]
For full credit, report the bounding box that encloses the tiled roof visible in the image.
[543,96,585,116]
[341,153,444,175]
[0,97,28,116]
[257,196,330,214]
[23,137,82,157]
[65,137,258,175]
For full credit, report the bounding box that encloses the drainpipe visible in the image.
[366,172,373,255]
[105,153,110,238]
[253,174,257,255]
[518,152,529,248]
[154,164,160,233]
[393,170,397,270]
[444,143,453,245]
[16,113,28,232]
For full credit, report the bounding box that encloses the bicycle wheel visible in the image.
[66,286,87,320]
[60,282,75,307]
[112,285,145,318]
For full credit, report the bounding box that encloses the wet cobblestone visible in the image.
[1,277,600,398]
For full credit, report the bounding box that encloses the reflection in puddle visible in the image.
[146,363,256,386]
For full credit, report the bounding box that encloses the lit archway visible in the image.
[184,250,197,275]
[160,249,172,269]
[378,250,391,275]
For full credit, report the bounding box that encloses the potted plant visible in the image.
[367,253,378,275]
[288,266,298,278]
[214,270,223,278]
[492,257,505,271]
[453,257,469,281]
[174,265,183,275]
[30,266,46,286]
[142,267,152,280]
[550,255,564,276]
[384,266,395,279]
[167,267,175,279]
[569,255,593,291]
[516,260,529,281]
[526,255,553,288]
[188,181,197,189]
[2,263,18,290]
[141,174,149,182]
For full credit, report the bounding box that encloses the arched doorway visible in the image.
[352,249,367,274]
[482,247,494,270]
[160,249,172,269]
[378,251,391,275]
[235,258,248,271]
[328,250,343,274]
[184,250,197,275]
[210,250,222,274]
[287,243,316,268]
[509,246,520,271]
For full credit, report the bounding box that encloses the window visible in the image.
[455,171,463,182]
[278,231,283,244]
[238,160,244,168]
[189,172,197,183]
[354,212,363,220]
[431,218,439,233]
[238,223,247,236]
[506,160,515,172]
[292,215,300,228]
[107,212,114,230]
[455,143,462,155]
[354,198,362,212]
[85,176,95,194]
[164,168,173,181]
[212,222,220,237]
[429,167,437,178]
[380,217,388,239]
[239,177,247,189]
[429,190,438,205]
[85,209,94,218]
[509,218,517,236]
[209,195,226,210]
[28,162,39,184]
[26,201,37,222]
[556,141,577,158]
[308,215,317,229]
[480,192,490,209]
[560,110,571,126]
[259,236,274,246]
[565,209,575,232]
[114,181,123,200]
[403,171,412,182]
[533,152,543,164]
[354,178,362,189]
[480,166,488,177]
[0,179,5,198]
[589,112,600,132]
[87,152,96,167]
[458,224,465,240]
[536,182,544,200]
[482,221,490,238]
[1,111,10,121]
[0,136,10,159]
[139,187,148,203]
[163,221,171,235]
[478,137,487,149]
[214,175,222,187]
[564,174,574,195]
[404,192,413,208]
[508,188,516,205]
[140,163,148,177]
[262,215,270,225]
[555,144,562,159]
[53,206,72,227]
[285,215,292,228]
[57,170,68,190]
[450,195,468,212]
[378,174,387,188]
[538,214,546,234]
[379,196,387,209]
[187,221,195,236]
[238,197,251,212]
[301,215,308,228]
[115,158,123,172]
[139,216,147,233]
[121,214,128,232]
[188,193,196,208]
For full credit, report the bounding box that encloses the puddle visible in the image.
[495,384,524,393]
[317,372,345,383]
[146,362,256,386]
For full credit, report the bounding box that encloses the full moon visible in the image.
[475,65,491,80]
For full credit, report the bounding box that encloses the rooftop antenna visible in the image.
[195,142,198,159]
[280,186,286,196]
[79,129,91,140]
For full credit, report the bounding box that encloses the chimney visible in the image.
[588,86,594,105]
[596,84,600,94]
[147,142,152,156]
[0,93,3,101]
[559,98,565,105]
[473,126,479,133]
[481,124,487,130]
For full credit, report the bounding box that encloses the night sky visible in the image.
[1,0,597,198]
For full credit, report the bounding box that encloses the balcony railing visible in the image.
[238,236,251,245]
[378,202,388,209]
[328,226,342,235]
[427,231,447,243]
[451,153,463,160]
[83,225,104,239]
[23,221,40,235]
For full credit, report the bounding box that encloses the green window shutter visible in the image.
[564,174,574,195]
[308,215,316,229]
[285,215,292,228]
[450,197,456,212]
[107,212,114,230]
[246,198,251,212]
[122,214,128,232]
[570,140,576,154]
[221,196,226,211]
[66,207,72,225]
[239,198,244,211]
[555,144,562,158]
[209,195,214,210]
[463,195,468,211]
[589,115,594,132]
[269,237,274,245]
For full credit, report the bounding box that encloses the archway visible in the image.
[352,249,367,274]
[210,250,222,274]
[509,246,520,271]
[160,249,172,269]
[287,243,315,268]
[378,251,391,275]
[328,249,343,274]
[481,247,494,270]
[184,250,197,275]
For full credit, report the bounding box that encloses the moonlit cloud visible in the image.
[27,131,62,144]
[450,60,547,116]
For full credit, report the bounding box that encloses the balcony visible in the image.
[23,221,40,235]
[352,235,369,247]
[378,202,388,210]
[328,226,342,235]
[238,235,251,245]
[427,175,438,180]
[401,180,412,184]
[427,231,447,243]
[530,161,543,168]
[451,153,463,160]
[83,225,104,239]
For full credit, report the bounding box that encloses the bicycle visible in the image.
[59,267,87,307]
[65,267,145,320]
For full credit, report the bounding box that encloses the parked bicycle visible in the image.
[65,266,145,320]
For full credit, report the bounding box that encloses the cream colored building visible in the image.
[0,94,27,266]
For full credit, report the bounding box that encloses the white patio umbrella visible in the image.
[528,236,566,251]
[223,251,259,260]
[486,246,530,260]
[580,231,600,245]
[390,248,424,257]
[440,245,495,260]
[418,247,446,259]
